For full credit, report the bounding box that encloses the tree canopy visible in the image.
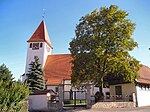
[26,56,45,91]
[69,5,140,97]
[0,64,29,112]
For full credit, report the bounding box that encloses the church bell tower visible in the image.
[23,20,53,81]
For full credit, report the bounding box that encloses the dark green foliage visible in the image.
[69,5,140,96]
[26,56,45,91]
[0,64,29,112]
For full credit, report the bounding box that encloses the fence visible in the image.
[98,94,133,102]
[63,90,87,108]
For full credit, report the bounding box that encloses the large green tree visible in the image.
[26,56,45,91]
[69,5,140,98]
[0,64,29,112]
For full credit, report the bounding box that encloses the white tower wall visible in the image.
[23,42,52,82]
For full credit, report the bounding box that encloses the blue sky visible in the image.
[1,0,150,80]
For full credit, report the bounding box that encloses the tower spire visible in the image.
[27,20,53,48]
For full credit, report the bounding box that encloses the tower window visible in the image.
[29,43,32,48]
[40,43,43,48]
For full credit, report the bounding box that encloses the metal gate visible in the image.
[63,90,87,108]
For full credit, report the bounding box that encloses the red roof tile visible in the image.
[44,54,73,86]
[27,20,52,48]
[136,65,150,84]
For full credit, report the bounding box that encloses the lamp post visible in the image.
[46,92,51,100]
[46,92,51,110]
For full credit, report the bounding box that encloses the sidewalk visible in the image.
[64,106,150,112]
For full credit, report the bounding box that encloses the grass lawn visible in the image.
[64,99,87,106]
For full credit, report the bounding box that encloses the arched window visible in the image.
[40,43,43,48]
[30,43,32,48]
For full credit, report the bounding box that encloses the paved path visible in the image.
[64,106,150,112]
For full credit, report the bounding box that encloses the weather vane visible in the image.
[42,9,46,20]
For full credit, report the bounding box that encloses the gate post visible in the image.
[74,91,76,109]
[58,85,64,108]
[132,92,136,107]
[86,85,91,108]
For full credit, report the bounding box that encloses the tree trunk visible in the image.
[99,77,104,101]
[97,58,105,101]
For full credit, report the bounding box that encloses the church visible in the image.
[22,20,96,110]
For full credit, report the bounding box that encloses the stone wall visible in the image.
[91,102,136,109]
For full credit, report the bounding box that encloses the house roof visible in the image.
[44,54,73,86]
[27,20,53,48]
[136,65,150,85]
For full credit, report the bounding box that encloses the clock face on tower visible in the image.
[32,43,39,50]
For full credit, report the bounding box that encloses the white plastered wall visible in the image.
[28,95,48,111]
[63,80,95,100]
[136,85,150,107]
[94,87,110,96]
[47,86,57,92]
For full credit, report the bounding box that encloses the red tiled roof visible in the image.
[43,53,150,85]
[44,54,73,86]
[27,20,52,48]
[135,78,150,85]
[136,65,150,84]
